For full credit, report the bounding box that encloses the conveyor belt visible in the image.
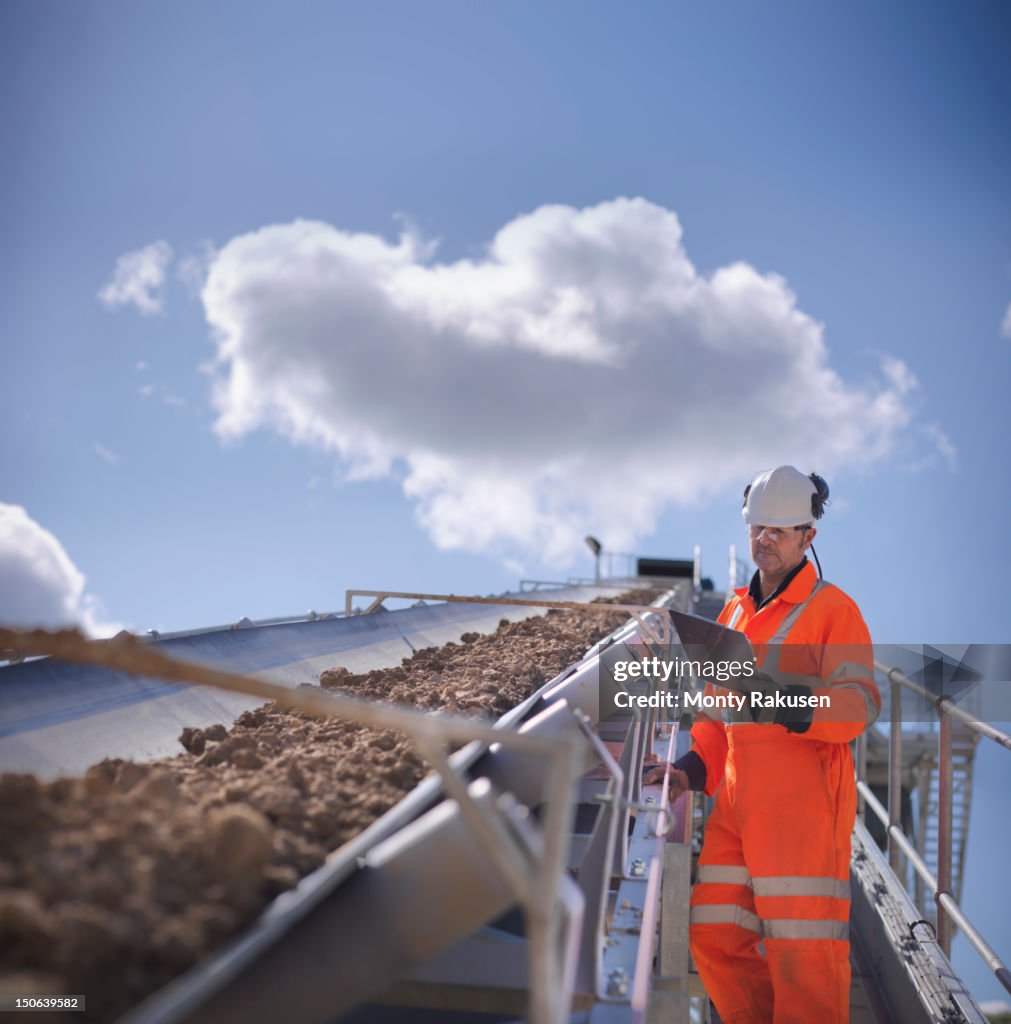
[0,586,619,777]
[112,587,688,1024]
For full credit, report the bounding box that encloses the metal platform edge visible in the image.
[850,819,988,1024]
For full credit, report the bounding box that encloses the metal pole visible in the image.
[855,731,867,820]
[888,677,903,877]
[915,768,930,915]
[526,744,579,1024]
[937,711,954,958]
[693,545,701,593]
[728,543,737,593]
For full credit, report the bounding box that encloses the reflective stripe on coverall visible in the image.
[688,560,879,1024]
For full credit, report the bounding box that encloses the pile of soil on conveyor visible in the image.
[0,590,660,1022]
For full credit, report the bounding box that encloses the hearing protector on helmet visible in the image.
[808,473,830,520]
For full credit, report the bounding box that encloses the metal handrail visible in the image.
[876,662,1011,751]
[867,659,1011,996]
[519,579,650,592]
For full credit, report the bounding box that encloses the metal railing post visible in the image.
[888,675,903,877]
[915,769,930,915]
[937,710,954,958]
[855,730,867,819]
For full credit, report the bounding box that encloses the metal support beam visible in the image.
[936,712,953,958]
[343,589,672,646]
[888,677,903,878]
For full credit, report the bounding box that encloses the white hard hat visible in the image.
[742,466,821,528]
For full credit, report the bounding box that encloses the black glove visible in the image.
[748,683,814,734]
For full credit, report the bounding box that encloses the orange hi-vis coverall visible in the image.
[685,560,879,1024]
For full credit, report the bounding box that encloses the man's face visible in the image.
[748,524,813,576]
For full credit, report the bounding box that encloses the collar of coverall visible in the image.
[737,556,815,611]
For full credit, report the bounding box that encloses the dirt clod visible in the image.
[206,805,273,878]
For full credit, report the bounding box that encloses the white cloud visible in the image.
[92,442,121,464]
[200,198,926,563]
[98,240,174,315]
[923,423,957,471]
[137,384,186,407]
[1001,301,1011,340]
[981,1001,1011,1015]
[0,504,122,637]
[177,240,217,296]
[880,354,918,395]
[136,360,149,372]
[502,557,527,579]
[980,1001,1011,1016]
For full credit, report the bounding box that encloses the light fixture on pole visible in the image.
[584,536,602,581]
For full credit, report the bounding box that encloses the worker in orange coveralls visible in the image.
[645,466,880,1023]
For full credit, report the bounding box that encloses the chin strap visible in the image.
[810,545,823,578]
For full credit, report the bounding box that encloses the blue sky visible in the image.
[2,0,1010,1004]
